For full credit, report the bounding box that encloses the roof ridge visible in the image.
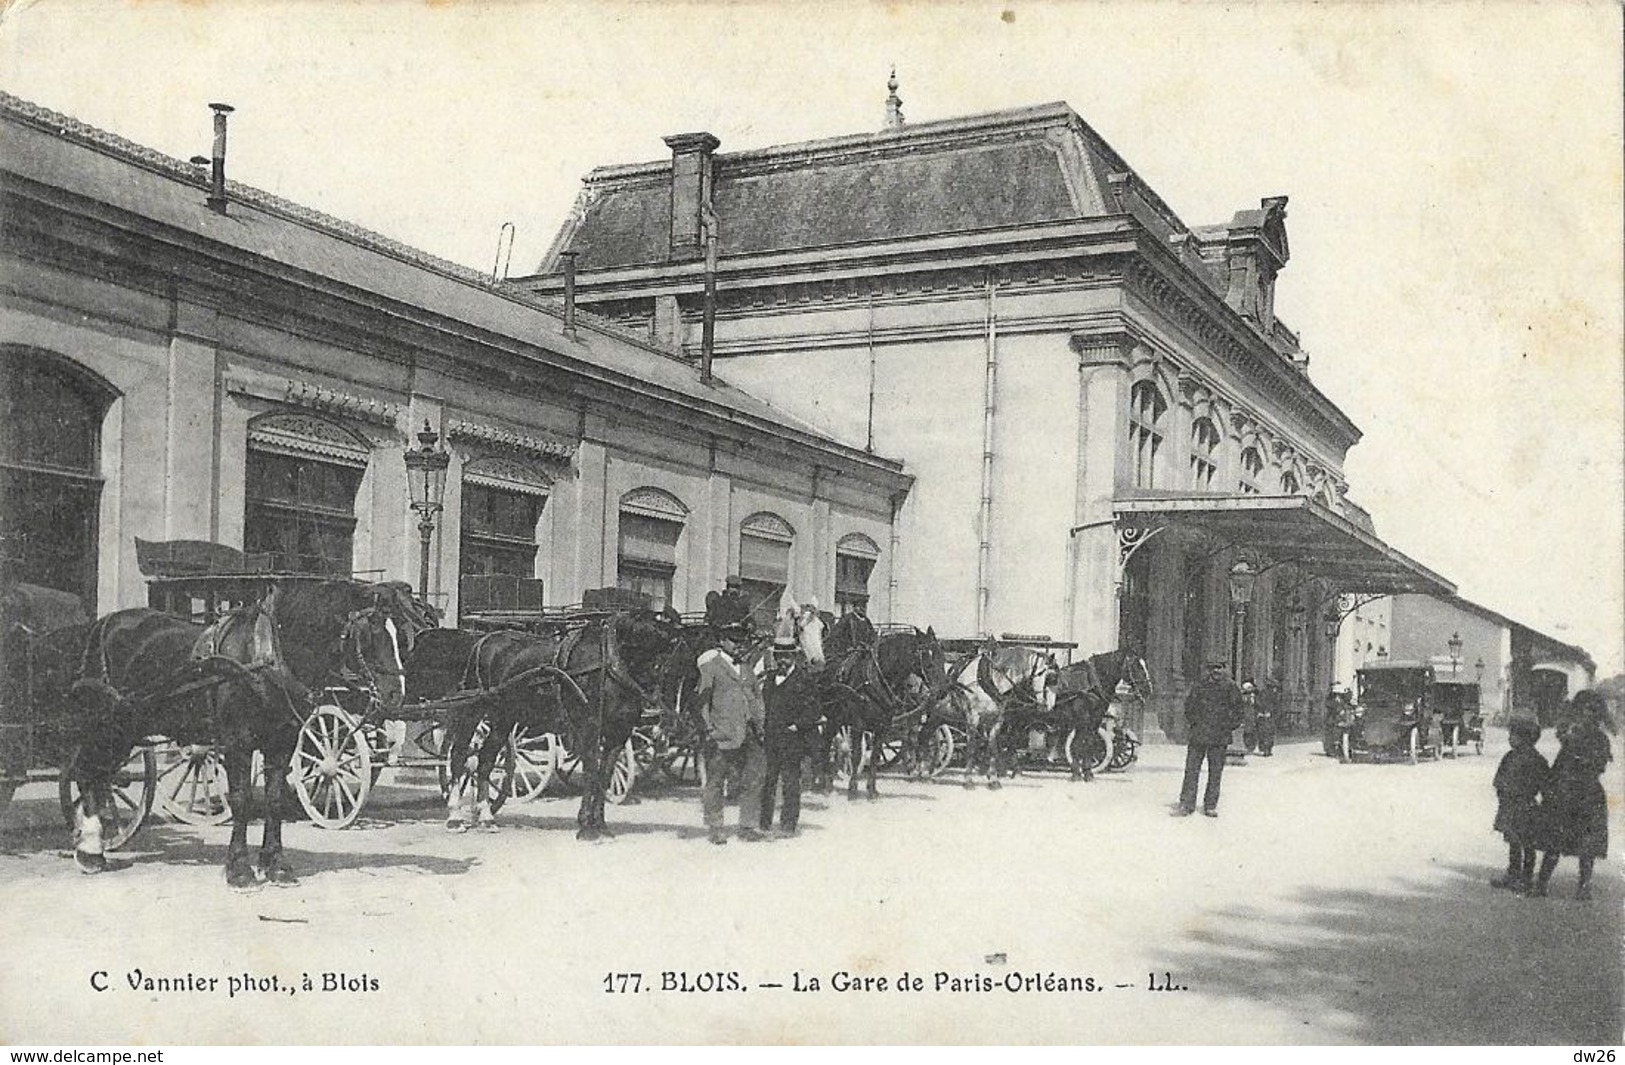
[0,89,688,365]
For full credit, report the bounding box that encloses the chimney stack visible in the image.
[206,102,234,215]
[560,250,579,340]
[884,69,905,130]
[662,132,720,262]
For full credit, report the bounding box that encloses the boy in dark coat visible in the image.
[1490,716,1546,891]
[1530,691,1614,900]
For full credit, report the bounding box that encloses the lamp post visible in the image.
[403,420,450,597]
[1447,631,1463,677]
[1227,559,1256,679]
[1475,657,1485,686]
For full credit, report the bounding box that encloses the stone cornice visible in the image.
[446,419,577,463]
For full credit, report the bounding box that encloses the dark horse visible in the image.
[420,610,678,841]
[67,578,412,887]
[813,614,946,800]
[1043,648,1153,778]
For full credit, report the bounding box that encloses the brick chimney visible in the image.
[1220,196,1290,332]
[662,132,720,262]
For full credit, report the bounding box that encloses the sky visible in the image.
[1,0,1620,672]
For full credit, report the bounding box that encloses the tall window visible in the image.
[739,512,794,632]
[1189,417,1220,490]
[0,348,112,605]
[1280,470,1301,495]
[617,488,686,612]
[1119,543,1152,657]
[1239,446,1265,494]
[244,452,363,574]
[835,533,881,616]
[460,483,541,577]
[1128,381,1167,489]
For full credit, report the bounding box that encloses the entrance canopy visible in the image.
[1113,494,1454,597]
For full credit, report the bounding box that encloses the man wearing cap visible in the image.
[759,637,821,838]
[1176,661,1244,818]
[1256,675,1282,756]
[705,575,752,633]
[695,626,767,843]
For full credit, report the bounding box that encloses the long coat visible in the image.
[1538,722,1612,858]
[763,660,821,754]
[1492,744,1548,844]
[695,647,765,750]
[1185,674,1243,747]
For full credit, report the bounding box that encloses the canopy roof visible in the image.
[1113,494,1454,597]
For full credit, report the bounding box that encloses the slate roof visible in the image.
[544,102,1189,272]
[0,91,902,479]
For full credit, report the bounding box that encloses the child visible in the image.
[1491,716,1547,891]
[1530,690,1614,900]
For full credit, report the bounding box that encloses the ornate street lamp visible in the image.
[1447,631,1463,676]
[1475,656,1485,687]
[1227,559,1256,678]
[403,420,450,597]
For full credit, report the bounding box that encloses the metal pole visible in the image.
[417,512,435,598]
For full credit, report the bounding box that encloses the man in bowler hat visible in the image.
[1176,661,1244,817]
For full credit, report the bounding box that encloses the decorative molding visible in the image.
[620,486,689,520]
[741,511,796,542]
[837,532,881,559]
[282,380,401,427]
[462,455,553,496]
[447,420,577,462]
[246,411,371,467]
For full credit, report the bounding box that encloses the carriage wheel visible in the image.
[503,727,559,805]
[659,740,705,786]
[877,736,906,771]
[58,746,157,851]
[554,738,582,788]
[1065,729,1110,773]
[1108,732,1139,770]
[926,723,956,777]
[154,743,232,826]
[290,703,372,829]
[605,738,640,805]
[830,724,857,786]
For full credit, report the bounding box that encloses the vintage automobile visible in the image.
[1430,677,1484,757]
[1335,661,1440,764]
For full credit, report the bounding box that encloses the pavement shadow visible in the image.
[1151,860,1624,1044]
[109,824,477,879]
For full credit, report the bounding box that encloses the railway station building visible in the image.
[0,92,910,634]
[520,95,1461,738]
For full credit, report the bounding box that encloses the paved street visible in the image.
[1,728,1619,1045]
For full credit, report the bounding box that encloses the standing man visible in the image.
[1239,679,1259,753]
[760,636,820,838]
[1256,675,1282,757]
[695,625,767,844]
[1176,661,1243,818]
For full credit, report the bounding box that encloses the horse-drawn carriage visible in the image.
[1332,661,1442,764]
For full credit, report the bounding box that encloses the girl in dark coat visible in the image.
[1490,716,1546,891]
[1531,691,1614,900]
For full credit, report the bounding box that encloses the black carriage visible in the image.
[0,582,160,849]
[1334,661,1441,764]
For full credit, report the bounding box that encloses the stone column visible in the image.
[1066,330,1133,654]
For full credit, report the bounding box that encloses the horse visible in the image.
[933,647,1014,789]
[812,618,945,800]
[427,610,682,841]
[66,578,410,887]
[1044,648,1154,778]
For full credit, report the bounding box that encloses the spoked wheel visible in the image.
[830,724,857,787]
[1107,732,1139,770]
[877,735,906,770]
[504,726,560,806]
[59,746,158,851]
[290,703,372,829]
[605,738,641,805]
[927,722,956,777]
[1065,728,1109,774]
[659,738,707,786]
[154,742,232,826]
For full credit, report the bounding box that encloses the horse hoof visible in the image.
[962,780,977,790]
[262,863,298,886]
[478,821,501,834]
[75,850,109,876]
[987,780,1002,791]
[445,820,470,834]
[225,863,259,890]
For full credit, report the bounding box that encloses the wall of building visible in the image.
[1389,594,1507,718]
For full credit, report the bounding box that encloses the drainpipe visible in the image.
[206,102,233,215]
[888,491,904,624]
[976,269,998,636]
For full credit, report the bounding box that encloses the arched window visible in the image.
[1280,470,1301,495]
[835,533,881,616]
[1189,417,1220,490]
[1239,446,1265,494]
[739,512,795,632]
[618,487,687,611]
[244,412,369,574]
[459,457,548,612]
[0,348,115,605]
[1128,380,1167,489]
